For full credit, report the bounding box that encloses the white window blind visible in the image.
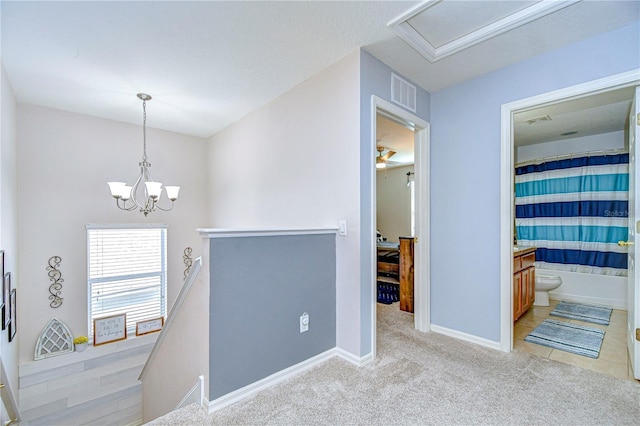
[87,226,167,340]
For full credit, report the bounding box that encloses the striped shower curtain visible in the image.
[515,153,629,276]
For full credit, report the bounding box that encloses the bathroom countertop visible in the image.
[513,246,536,256]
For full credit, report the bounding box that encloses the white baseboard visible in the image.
[549,291,627,311]
[206,349,336,414]
[335,348,374,367]
[430,324,502,351]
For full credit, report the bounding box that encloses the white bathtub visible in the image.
[542,268,627,310]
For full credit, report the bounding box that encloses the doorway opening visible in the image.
[375,112,415,320]
[370,96,430,361]
[500,70,640,380]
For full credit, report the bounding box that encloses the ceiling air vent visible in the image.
[391,73,416,112]
[525,115,552,125]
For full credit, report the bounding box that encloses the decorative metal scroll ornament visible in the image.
[183,247,193,280]
[47,256,64,308]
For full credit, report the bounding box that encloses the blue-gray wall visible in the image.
[208,233,336,399]
[359,50,431,355]
[429,22,640,342]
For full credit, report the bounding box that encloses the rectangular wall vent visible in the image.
[391,73,417,112]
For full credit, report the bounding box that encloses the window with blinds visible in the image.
[87,226,167,340]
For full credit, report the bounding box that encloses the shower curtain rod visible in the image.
[515,148,629,168]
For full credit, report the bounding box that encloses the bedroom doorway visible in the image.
[370,96,430,360]
[375,112,415,307]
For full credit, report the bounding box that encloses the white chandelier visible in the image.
[108,93,180,216]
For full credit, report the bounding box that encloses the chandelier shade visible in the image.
[108,93,180,216]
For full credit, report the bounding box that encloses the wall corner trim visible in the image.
[334,348,374,367]
[430,324,503,352]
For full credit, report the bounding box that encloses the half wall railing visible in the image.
[139,256,207,421]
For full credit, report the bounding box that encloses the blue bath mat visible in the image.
[524,319,605,358]
[550,301,612,325]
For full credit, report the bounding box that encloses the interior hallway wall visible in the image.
[1,63,19,398]
[429,21,640,343]
[206,51,362,356]
[16,105,208,363]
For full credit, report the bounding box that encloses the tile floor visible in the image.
[513,299,637,381]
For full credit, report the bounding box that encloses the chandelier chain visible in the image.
[142,99,148,162]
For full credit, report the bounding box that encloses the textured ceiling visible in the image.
[376,113,415,167]
[2,1,639,139]
[514,86,636,147]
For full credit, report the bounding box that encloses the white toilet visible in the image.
[534,274,562,306]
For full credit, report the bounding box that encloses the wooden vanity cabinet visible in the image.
[513,249,535,322]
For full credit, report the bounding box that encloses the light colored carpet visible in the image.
[148,303,640,425]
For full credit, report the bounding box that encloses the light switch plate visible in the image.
[339,220,348,236]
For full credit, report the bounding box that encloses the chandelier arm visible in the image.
[115,198,139,211]
[144,197,156,213]
[142,198,160,216]
[128,168,147,210]
[155,201,175,212]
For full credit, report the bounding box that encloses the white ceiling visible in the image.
[514,87,636,147]
[388,0,577,62]
[2,1,639,139]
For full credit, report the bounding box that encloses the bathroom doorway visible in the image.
[369,96,430,361]
[500,71,640,380]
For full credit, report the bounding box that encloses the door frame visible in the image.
[499,70,640,351]
[370,96,430,360]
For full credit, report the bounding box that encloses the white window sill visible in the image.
[19,333,159,376]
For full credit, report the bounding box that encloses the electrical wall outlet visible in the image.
[300,312,309,333]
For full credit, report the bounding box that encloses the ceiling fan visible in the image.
[376,146,396,169]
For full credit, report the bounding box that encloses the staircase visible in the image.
[139,256,207,421]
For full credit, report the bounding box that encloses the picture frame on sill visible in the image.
[8,289,16,342]
[136,317,164,336]
[93,313,126,346]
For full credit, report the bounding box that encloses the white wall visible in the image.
[207,52,362,355]
[1,64,19,400]
[516,131,625,163]
[376,165,413,243]
[17,105,209,363]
